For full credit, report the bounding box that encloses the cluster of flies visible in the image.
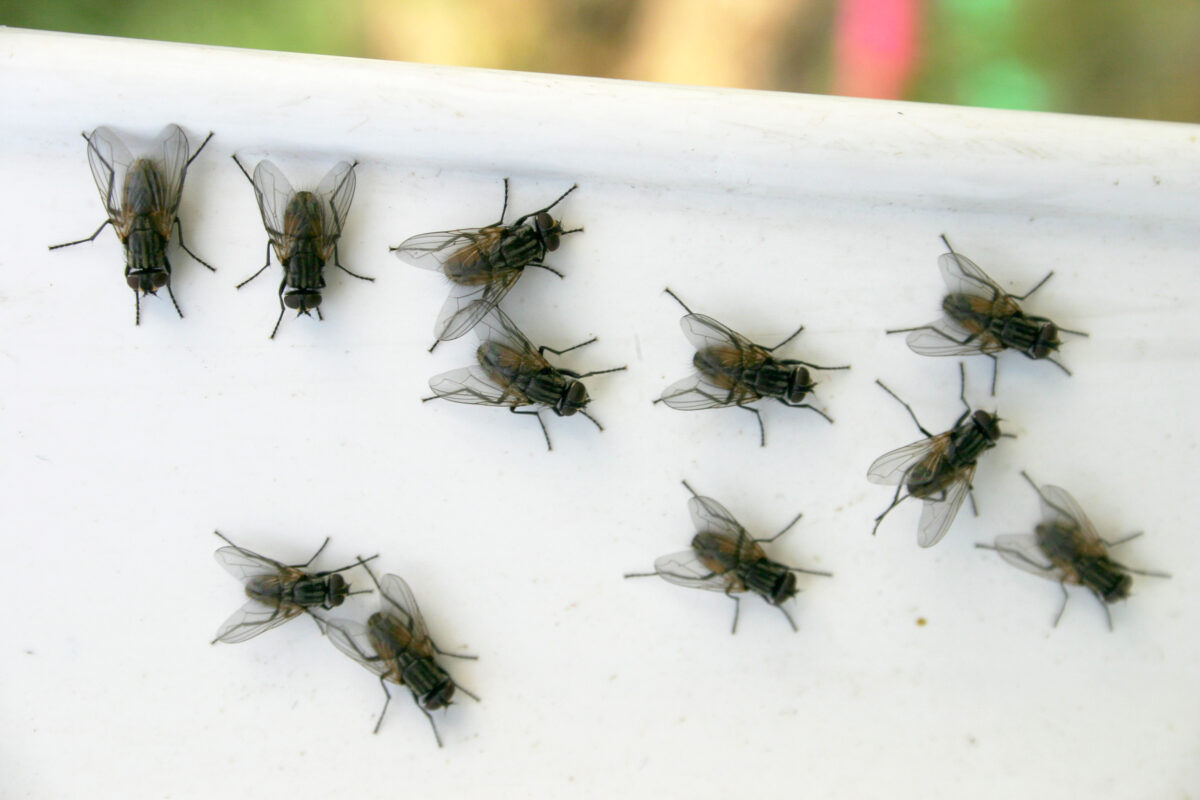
[54,123,1170,733]
[211,531,476,747]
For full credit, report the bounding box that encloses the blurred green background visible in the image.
[3,0,1197,122]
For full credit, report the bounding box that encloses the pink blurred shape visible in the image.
[833,0,922,99]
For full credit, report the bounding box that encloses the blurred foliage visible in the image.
[2,0,1197,122]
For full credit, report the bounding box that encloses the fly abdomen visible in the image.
[492,228,544,271]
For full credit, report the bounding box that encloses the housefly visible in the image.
[887,235,1088,393]
[868,363,1007,547]
[324,562,478,746]
[625,480,832,633]
[232,156,373,338]
[977,472,1170,629]
[655,288,849,446]
[423,307,626,450]
[391,179,581,351]
[49,124,215,324]
[211,531,376,644]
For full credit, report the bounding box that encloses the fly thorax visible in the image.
[1076,557,1132,602]
[748,361,789,398]
[496,226,544,269]
[741,560,796,605]
[291,578,330,607]
[400,657,452,705]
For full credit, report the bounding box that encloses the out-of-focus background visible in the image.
[2,0,1196,123]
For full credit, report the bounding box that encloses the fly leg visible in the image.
[332,243,374,281]
[528,263,565,278]
[173,218,216,271]
[725,588,741,635]
[1012,270,1055,301]
[765,324,805,352]
[185,131,214,167]
[875,380,934,438]
[777,398,834,424]
[236,242,273,288]
[735,401,766,447]
[662,287,694,315]
[295,537,332,568]
[578,410,605,432]
[776,603,799,633]
[49,219,111,250]
[431,641,479,661]
[510,407,552,451]
[163,280,185,319]
[757,509,804,543]
[539,338,597,357]
[419,702,444,748]
[373,678,392,735]
[269,274,287,339]
[1086,587,1114,631]
[132,287,141,326]
[1052,581,1071,627]
[872,483,909,536]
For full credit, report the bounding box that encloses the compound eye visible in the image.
[284,293,304,309]
[152,273,169,289]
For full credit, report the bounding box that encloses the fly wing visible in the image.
[1038,485,1102,545]
[679,313,759,356]
[687,494,746,539]
[392,228,496,271]
[938,252,1008,300]
[650,550,733,593]
[212,598,301,644]
[214,544,289,582]
[249,160,296,247]
[150,124,191,220]
[904,318,1005,356]
[324,617,390,678]
[84,126,134,222]
[427,365,515,406]
[916,465,973,548]
[984,533,1061,580]
[378,574,434,656]
[657,372,745,410]
[475,307,540,356]
[432,268,521,342]
[867,436,944,486]
[315,160,357,251]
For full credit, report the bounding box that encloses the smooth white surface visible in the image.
[2,27,1199,798]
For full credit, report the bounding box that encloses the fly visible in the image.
[868,363,1009,547]
[423,307,625,450]
[211,531,376,644]
[625,480,832,633]
[655,288,849,446]
[233,156,373,338]
[977,472,1170,629]
[49,124,215,324]
[391,179,581,351]
[887,235,1088,393]
[324,561,478,746]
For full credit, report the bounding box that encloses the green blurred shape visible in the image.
[941,0,1015,20]
[961,59,1050,111]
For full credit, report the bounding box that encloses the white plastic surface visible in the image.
[2,27,1198,798]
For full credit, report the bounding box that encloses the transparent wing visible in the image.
[475,306,539,354]
[378,574,432,650]
[324,617,390,678]
[84,126,134,221]
[249,160,296,245]
[938,252,1008,300]
[679,313,757,354]
[433,269,521,342]
[650,550,733,593]
[1038,485,1102,545]
[687,494,747,540]
[315,160,357,248]
[867,436,944,485]
[905,318,1004,356]
[213,544,288,582]
[916,466,973,548]
[213,598,301,644]
[427,365,515,406]
[149,123,191,218]
[984,533,1061,580]
[392,229,494,271]
[658,372,746,410]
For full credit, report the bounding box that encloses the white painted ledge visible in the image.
[2,27,1198,799]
